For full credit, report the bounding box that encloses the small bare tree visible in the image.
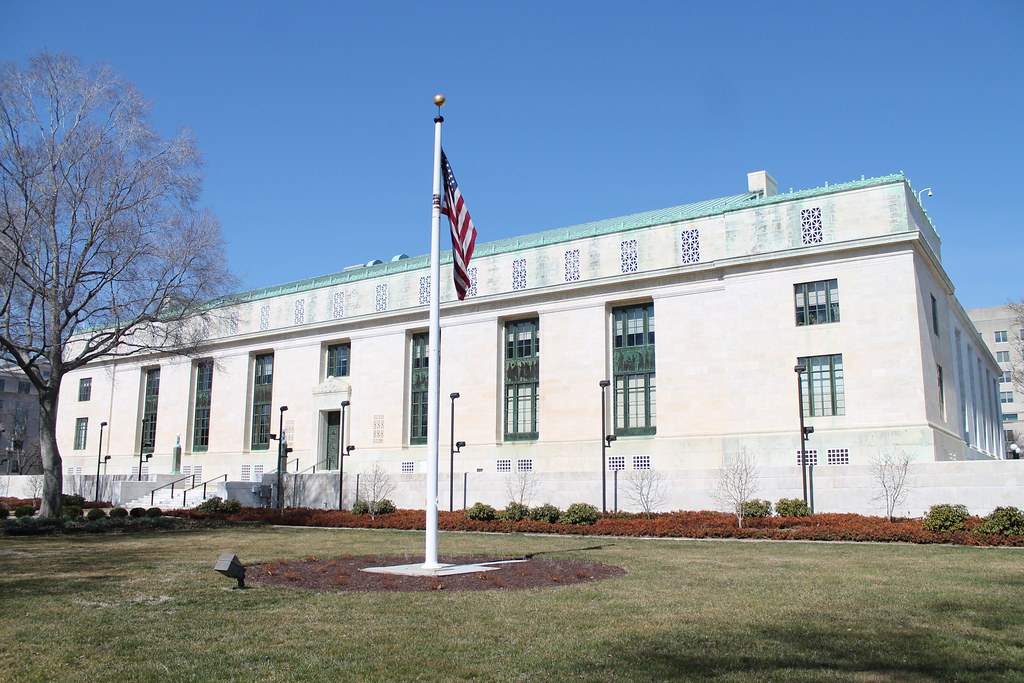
[363,463,396,519]
[711,449,760,528]
[623,468,667,518]
[871,450,914,521]
[503,469,539,506]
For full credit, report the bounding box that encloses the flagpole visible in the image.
[424,95,445,569]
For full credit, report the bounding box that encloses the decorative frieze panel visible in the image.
[332,291,345,318]
[801,207,823,245]
[259,305,270,331]
[512,259,527,291]
[680,228,700,264]
[293,299,305,326]
[620,239,638,274]
[564,249,580,282]
[374,284,388,312]
[418,276,430,305]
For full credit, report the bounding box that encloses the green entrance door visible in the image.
[324,411,340,469]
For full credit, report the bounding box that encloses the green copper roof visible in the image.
[224,172,909,305]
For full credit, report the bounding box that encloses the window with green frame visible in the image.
[74,417,88,450]
[410,333,429,445]
[795,279,839,326]
[141,368,160,453]
[504,318,539,440]
[612,303,656,436]
[251,353,274,449]
[798,354,845,417]
[326,342,350,378]
[192,361,213,451]
[78,377,92,401]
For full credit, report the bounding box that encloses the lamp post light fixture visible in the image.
[337,400,350,509]
[1009,443,1022,460]
[917,187,933,203]
[449,392,460,512]
[138,440,152,481]
[276,406,289,509]
[599,379,612,513]
[794,364,810,505]
[94,421,108,502]
[102,455,111,474]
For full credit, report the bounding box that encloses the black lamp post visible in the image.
[599,379,611,513]
[794,364,810,506]
[276,406,288,509]
[138,440,152,481]
[449,392,460,512]
[337,400,350,509]
[94,421,108,502]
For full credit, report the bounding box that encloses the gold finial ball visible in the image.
[433,94,446,107]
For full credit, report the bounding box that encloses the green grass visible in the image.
[1,528,1022,682]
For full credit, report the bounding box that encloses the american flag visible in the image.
[441,150,477,300]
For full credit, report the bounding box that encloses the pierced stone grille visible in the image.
[564,249,581,282]
[293,299,305,326]
[827,448,850,465]
[227,312,239,336]
[374,284,388,312]
[608,455,625,471]
[620,239,638,274]
[632,455,651,470]
[801,207,823,245]
[496,459,512,473]
[259,305,270,331]
[512,258,527,291]
[466,267,478,298]
[332,291,345,319]
[401,461,414,474]
[372,414,385,444]
[680,228,700,264]
[517,459,533,472]
[418,276,430,305]
[796,449,819,466]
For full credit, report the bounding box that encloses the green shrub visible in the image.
[560,503,600,525]
[221,499,242,513]
[0,506,9,520]
[922,503,970,532]
[741,499,773,518]
[86,508,107,520]
[976,507,1024,536]
[499,501,530,522]
[108,507,129,518]
[62,494,86,507]
[14,505,35,518]
[350,500,370,515]
[529,503,561,523]
[62,506,83,519]
[465,502,497,521]
[145,507,163,518]
[776,498,811,517]
[129,507,146,518]
[371,499,395,516]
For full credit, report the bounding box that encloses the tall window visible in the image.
[795,279,839,326]
[326,343,351,378]
[251,353,274,449]
[193,361,213,452]
[931,295,940,336]
[74,417,88,450]
[410,333,429,445]
[995,330,1008,343]
[798,354,845,417]
[78,377,92,401]
[937,365,945,419]
[613,303,656,436]
[504,318,539,440]
[141,368,160,453]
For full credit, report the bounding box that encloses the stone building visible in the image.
[966,304,1023,457]
[54,170,1012,514]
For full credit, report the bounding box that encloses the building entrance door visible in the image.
[324,411,340,469]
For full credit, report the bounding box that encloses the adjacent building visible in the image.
[55,170,1009,513]
[966,305,1023,457]
[0,364,43,475]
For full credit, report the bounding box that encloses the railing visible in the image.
[182,474,228,507]
[292,459,333,476]
[273,458,302,474]
[148,474,198,507]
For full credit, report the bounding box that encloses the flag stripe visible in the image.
[441,150,477,300]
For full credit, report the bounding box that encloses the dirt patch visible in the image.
[247,555,626,592]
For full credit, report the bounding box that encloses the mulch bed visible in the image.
[246,555,626,592]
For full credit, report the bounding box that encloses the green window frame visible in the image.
[504,318,539,440]
[251,354,274,450]
[799,354,845,417]
[326,342,351,378]
[78,377,92,402]
[612,303,656,436]
[192,361,213,452]
[141,368,160,453]
[74,417,88,450]
[795,279,840,326]
[410,333,429,445]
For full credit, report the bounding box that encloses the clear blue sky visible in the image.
[4,0,1022,309]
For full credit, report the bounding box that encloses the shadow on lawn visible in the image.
[0,574,123,599]
[569,619,1023,680]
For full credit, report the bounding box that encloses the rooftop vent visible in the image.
[747,170,777,198]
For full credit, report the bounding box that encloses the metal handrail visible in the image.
[273,457,301,474]
[148,474,197,507]
[182,474,228,507]
[292,458,334,476]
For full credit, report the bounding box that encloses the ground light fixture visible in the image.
[338,400,350,510]
[449,392,460,511]
[94,421,108,502]
[599,379,612,512]
[214,553,248,589]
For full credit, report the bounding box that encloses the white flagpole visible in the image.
[424,95,445,569]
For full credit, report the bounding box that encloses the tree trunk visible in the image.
[37,386,63,519]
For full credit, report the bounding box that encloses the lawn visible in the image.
[1,527,1022,682]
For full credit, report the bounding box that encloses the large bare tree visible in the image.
[0,52,234,518]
